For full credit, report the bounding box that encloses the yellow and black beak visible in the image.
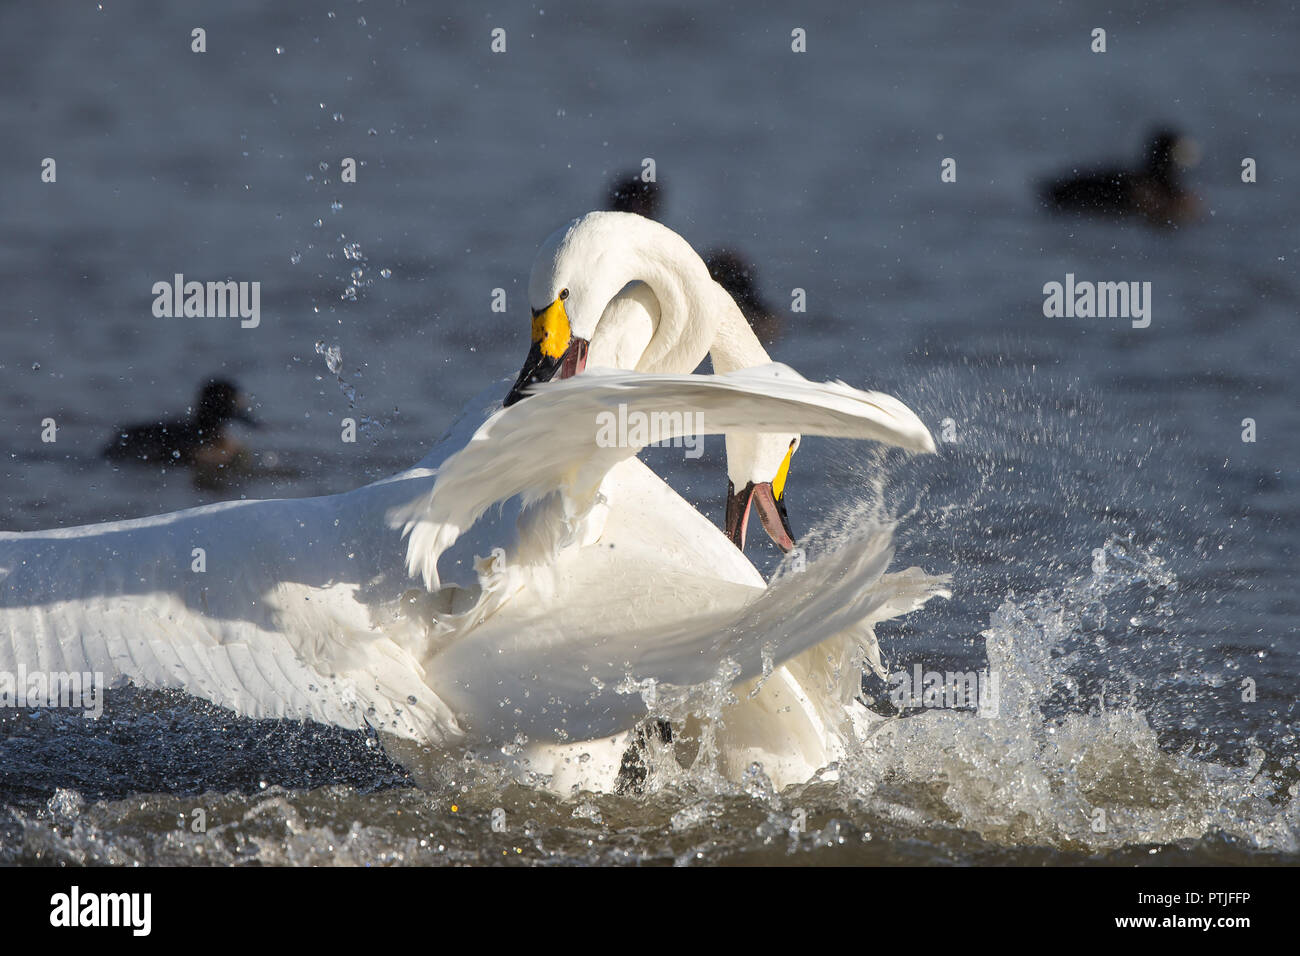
[725,441,797,552]
[504,296,589,407]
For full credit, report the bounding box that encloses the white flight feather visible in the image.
[389,363,935,592]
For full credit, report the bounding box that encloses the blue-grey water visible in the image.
[0,0,1297,864]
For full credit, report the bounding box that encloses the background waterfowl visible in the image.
[704,248,781,345]
[101,378,259,469]
[604,172,783,341]
[1040,127,1201,226]
[605,172,663,219]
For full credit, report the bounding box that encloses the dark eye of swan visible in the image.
[559,288,569,300]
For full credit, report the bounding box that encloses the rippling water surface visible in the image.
[0,0,1296,864]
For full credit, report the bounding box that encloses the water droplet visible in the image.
[379,268,392,279]
[275,45,284,54]
[290,251,302,265]
[315,341,344,375]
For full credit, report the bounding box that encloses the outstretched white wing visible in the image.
[0,365,939,757]
[0,496,462,745]
[391,363,935,590]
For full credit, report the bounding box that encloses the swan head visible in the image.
[505,212,716,405]
[725,433,799,553]
[505,213,625,406]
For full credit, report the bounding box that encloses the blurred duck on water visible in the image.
[1040,127,1201,226]
[102,378,259,484]
[604,172,783,344]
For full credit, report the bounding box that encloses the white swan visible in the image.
[381,363,940,788]
[429,211,947,791]
[0,212,946,796]
[0,368,932,780]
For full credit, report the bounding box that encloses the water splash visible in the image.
[834,534,1299,854]
[3,366,1294,864]
[314,341,385,447]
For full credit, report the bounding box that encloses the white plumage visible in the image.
[0,212,950,794]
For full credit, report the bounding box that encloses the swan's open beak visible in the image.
[725,480,796,552]
[504,296,589,406]
[725,438,797,552]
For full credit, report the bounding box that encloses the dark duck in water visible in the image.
[102,379,259,472]
[1041,128,1201,226]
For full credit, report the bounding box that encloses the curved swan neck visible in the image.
[541,212,792,489]
[619,220,718,375]
[605,218,772,377]
[707,295,773,374]
[702,272,791,491]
